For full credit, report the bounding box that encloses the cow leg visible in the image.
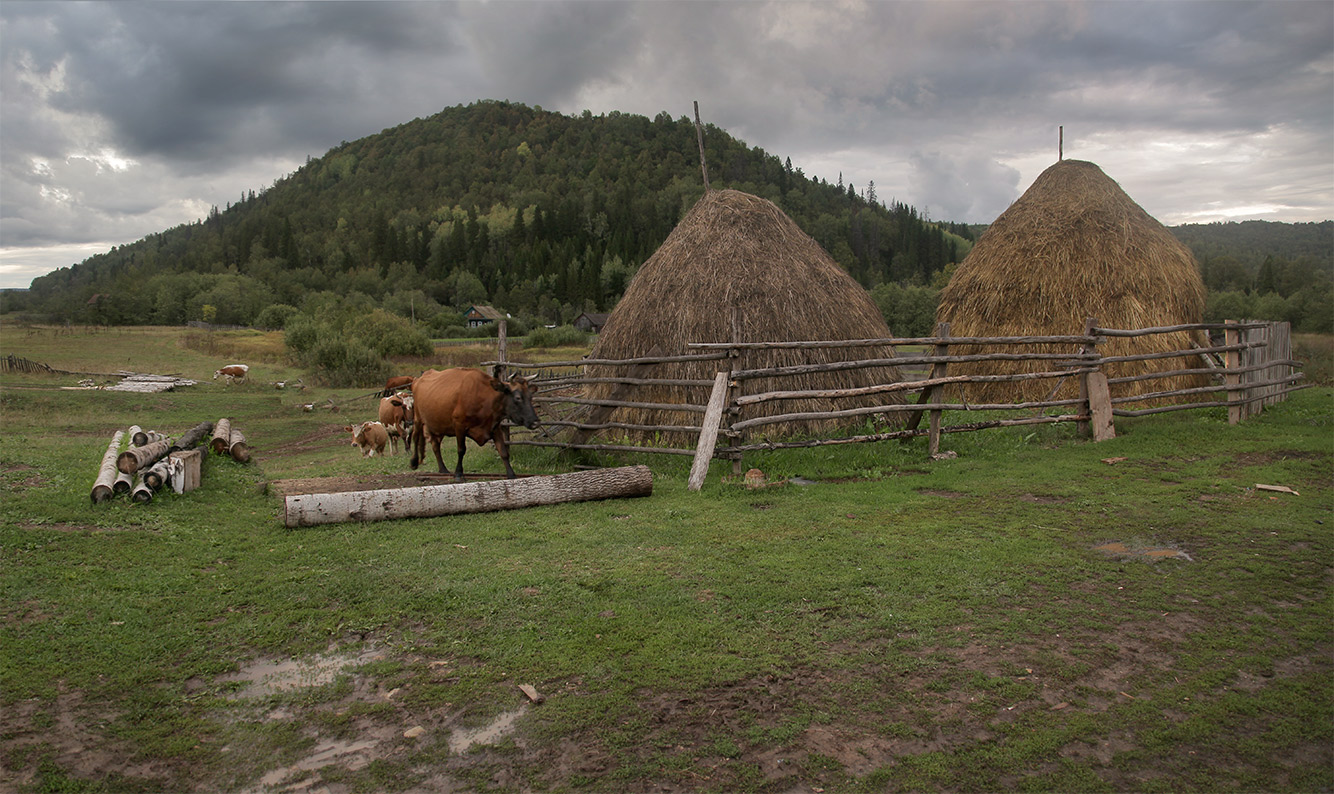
[453,434,467,482]
[430,436,448,475]
[496,427,517,479]
[409,422,425,469]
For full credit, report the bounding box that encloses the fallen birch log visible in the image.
[285,465,654,528]
[131,472,155,503]
[117,438,171,475]
[90,431,126,504]
[228,428,251,463]
[114,470,133,495]
[171,421,214,452]
[130,425,147,447]
[210,418,232,454]
[142,457,176,491]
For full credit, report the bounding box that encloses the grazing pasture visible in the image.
[1,324,1330,793]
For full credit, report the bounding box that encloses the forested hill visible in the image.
[19,100,974,328]
[1171,220,1333,295]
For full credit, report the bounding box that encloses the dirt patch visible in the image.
[1094,540,1194,562]
[918,488,969,498]
[253,424,347,461]
[1,461,48,489]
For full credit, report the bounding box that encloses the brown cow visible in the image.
[213,364,249,384]
[377,395,413,455]
[409,367,540,481]
[345,421,389,457]
[381,375,415,397]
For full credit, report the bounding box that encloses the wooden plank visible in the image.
[1085,371,1116,441]
[1225,322,1242,425]
[688,372,731,491]
[170,450,201,493]
[284,465,654,528]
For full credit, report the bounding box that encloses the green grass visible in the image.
[1,324,1330,792]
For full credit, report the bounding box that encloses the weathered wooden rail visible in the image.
[493,319,1305,491]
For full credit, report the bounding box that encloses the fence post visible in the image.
[688,372,732,491]
[901,321,950,443]
[495,319,508,379]
[1077,318,1100,438]
[927,322,951,456]
[1225,320,1242,425]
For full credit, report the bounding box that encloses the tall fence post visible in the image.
[495,319,508,379]
[1225,320,1243,425]
[927,322,951,456]
[1077,318,1100,438]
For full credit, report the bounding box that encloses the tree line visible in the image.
[10,101,973,337]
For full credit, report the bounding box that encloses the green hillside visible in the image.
[15,101,973,330]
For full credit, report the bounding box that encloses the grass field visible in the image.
[2,324,1331,793]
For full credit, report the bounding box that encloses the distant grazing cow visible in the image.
[410,367,540,481]
[345,421,389,457]
[381,375,415,397]
[377,394,414,455]
[213,364,249,384]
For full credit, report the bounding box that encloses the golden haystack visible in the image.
[936,159,1208,402]
[585,189,903,442]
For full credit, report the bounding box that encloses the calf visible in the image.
[377,395,414,455]
[345,421,389,457]
[213,364,249,384]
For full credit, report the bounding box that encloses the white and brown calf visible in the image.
[377,395,414,455]
[345,421,389,457]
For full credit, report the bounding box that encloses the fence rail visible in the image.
[497,319,1305,490]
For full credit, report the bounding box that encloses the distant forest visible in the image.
[9,101,974,333]
[5,101,1330,344]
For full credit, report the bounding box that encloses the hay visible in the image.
[585,189,903,442]
[936,160,1209,402]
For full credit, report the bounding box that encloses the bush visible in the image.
[305,337,391,387]
[870,282,940,337]
[255,303,298,330]
[526,325,590,349]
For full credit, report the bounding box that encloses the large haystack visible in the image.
[936,159,1209,402]
[585,189,903,442]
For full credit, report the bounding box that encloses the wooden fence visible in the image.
[496,319,1306,490]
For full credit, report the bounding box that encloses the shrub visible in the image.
[526,325,590,349]
[255,303,299,330]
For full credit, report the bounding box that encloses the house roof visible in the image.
[465,305,506,321]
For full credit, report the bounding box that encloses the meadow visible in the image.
[1,324,1330,793]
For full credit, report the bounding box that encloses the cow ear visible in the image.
[490,378,512,394]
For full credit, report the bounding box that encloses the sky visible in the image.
[2,1,1331,290]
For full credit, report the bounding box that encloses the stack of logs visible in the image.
[90,417,251,504]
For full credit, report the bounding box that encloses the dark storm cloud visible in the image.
[1,0,1331,288]
[12,2,470,166]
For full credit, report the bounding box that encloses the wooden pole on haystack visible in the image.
[694,101,711,192]
[1059,126,1064,161]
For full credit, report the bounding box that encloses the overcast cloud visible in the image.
[2,0,1331,289]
